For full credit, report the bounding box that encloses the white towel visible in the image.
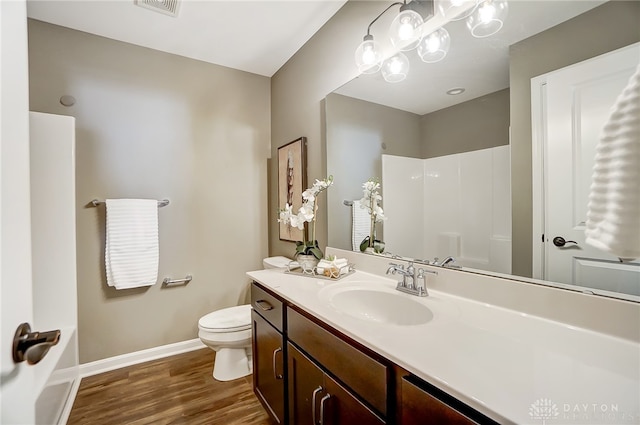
[585,65,640,260]
[105,199,159,289]
[317,258,349,277]
[351,200,370,251]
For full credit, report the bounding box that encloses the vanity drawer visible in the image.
[399,374,497,425]
[287,307,388,416]
[251,282,284,332]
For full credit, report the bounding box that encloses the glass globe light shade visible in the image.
[417,27,451,63]
[466,0,508,38]
[389,8,424,51]
[354,35,383,74]
[438,0,479,21]
[381,52,410,83]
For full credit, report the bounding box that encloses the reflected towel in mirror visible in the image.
[585,65,640,261]
[351,200,369,251]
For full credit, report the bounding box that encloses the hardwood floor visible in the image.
[67,348,273,425]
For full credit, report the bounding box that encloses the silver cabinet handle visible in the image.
[312,386,323,425]
[255,300,273,311]
[319,393,331,425]
[272,347,283,379]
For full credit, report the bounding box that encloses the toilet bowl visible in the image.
[198,256,291,381]
[198,304,253,381]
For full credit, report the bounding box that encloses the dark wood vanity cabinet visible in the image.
[251,284,286,424]
[251,281,497,425]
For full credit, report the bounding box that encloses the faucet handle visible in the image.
[415,268,429,296]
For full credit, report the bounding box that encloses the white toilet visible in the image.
[198,256,291,381]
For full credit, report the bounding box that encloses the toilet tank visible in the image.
[262,256,292,269]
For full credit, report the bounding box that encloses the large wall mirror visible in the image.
[325,0,640,302]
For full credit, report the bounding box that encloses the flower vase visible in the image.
[297,254,319,274]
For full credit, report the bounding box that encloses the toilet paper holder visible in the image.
[162,275,192,286]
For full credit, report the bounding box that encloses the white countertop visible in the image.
[247,268,640,424]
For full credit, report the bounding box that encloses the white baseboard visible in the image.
[79,338,206,378]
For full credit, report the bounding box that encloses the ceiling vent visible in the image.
[134,0,181,18]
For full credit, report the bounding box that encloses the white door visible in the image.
[541,43,640,297]
[0,0,37,423]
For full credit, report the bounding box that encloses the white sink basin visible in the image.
[322,284,433,326]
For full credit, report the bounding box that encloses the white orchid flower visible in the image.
[289,214,305,230]
[278,176,333,258]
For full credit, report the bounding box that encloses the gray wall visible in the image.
[421,88,510,158]
[28,20,271,363]
[325,93,421,251]
[270,1,381,259]
[509,1,640,277]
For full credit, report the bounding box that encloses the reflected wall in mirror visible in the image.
[325,0,640,301]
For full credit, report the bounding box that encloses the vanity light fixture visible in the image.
[417,27,450,63]
[354,0,427,80]
[389,3,425,51]
[355,34,384,74]
[381,52,410,83]
[438,0,479,21]
[355,0,507,82]
[467,0,509,38]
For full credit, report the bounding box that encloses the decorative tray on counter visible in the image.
[284,262,355,281]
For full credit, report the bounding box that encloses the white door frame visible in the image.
[531,76,547,281]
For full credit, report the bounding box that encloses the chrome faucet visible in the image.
[387,262,437,297]
[433,256,460,269]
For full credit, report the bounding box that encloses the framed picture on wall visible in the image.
[278,137,307,242]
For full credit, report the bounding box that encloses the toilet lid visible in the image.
[199,304,251,332]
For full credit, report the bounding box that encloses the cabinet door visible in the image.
[400,376,479,425]
[288,344,385,425]
[287,343,324,425]
[322,372,385,425]
[252,310,286,424]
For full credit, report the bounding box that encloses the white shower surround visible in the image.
[382,146,512,273]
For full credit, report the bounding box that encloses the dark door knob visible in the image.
[553,236,578,247]
[12,323,61,365]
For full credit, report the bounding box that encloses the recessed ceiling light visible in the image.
[446,87,465,95]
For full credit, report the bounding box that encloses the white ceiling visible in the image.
[335,0,607,115]
[27,0,348,77]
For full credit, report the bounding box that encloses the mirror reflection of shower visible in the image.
[382,146,511,273]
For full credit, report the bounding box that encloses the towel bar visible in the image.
[162,275,192,286]
[90,199,170,208]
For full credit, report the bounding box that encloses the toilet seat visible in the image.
[198,304,251,333]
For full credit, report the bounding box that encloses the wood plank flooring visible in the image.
[67,348,273,425]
